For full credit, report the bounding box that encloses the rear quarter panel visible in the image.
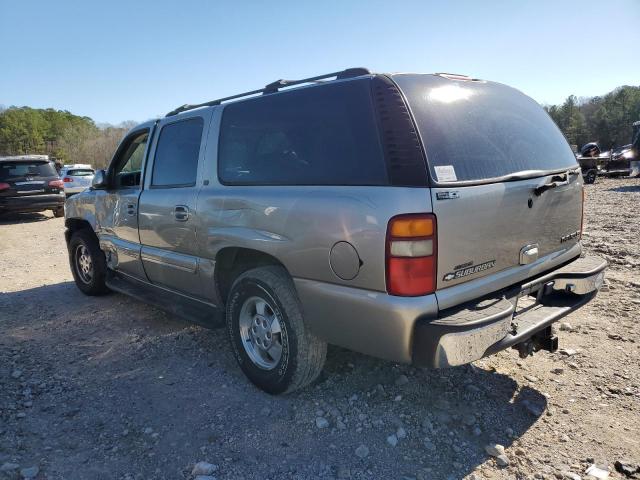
[195,108,433,304]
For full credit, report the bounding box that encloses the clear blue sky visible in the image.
[1,0,638,125]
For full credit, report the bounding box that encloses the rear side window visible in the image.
[392,75,578,183]
[152,118,203,187]
[218,80,388,186]
[0,162,57,180]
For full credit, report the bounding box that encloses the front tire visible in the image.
[69,229,110,295]
[226,266,327,394]
[585,170,597,184]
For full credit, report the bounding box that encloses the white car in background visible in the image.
[60,164,95,197]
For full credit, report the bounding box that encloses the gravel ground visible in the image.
[1,177,639,480]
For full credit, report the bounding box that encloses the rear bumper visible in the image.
[413,255,607,367]
[0,193,65,212]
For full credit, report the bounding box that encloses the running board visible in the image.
[105,271,224,328]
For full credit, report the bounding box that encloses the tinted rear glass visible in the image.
[152,118,203,187]
[67,169,94,176]
[392,75,578,183]
[218,79,388,186]
[0,161,58,180]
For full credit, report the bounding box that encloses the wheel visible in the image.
[226,266,327,394]
[68,229,110,295]
[585,170,596,184]
[53,206,65,217]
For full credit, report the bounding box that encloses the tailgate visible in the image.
[390,73,583,292]
[431,174,582,290]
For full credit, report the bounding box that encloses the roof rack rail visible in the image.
[165,67,371,117]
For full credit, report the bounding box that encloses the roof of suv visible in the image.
[122,69,490,143]
[164,68,374,118]
[162,68,483,121]
[0,155,51,163]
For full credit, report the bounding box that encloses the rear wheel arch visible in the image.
[215,247,291,305]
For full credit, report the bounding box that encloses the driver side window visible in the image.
[112,131,149,189]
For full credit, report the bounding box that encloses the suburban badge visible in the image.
[443,260,496,281]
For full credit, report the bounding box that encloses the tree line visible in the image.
[544,85,640,152]
[1,83,639,168]
[0,106,134,168]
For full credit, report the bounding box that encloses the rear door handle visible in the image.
[173,205,190,222]
[533,175,570,196]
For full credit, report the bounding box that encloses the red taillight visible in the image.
[0,182,10,191]
[63,177,72,182]
[49,179,64,189]
[386,214,437,296]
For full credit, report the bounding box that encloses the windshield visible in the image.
[392,74,578,183]
[0,161,58,180]
[67,169,94,176]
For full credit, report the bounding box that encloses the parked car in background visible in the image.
[0,155,65,217]
[64,68,606,394]
[59,164,95,196]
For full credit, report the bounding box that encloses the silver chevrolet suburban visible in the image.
[64,68,607,394]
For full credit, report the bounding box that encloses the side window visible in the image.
[113,131,149,189]
[217,80,388,186]
[151,118,204,188]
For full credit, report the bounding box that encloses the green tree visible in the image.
[546,85,640,151]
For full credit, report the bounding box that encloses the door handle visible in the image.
[173,205,190,222]
[533,174,570,196]
[126,203,136,216]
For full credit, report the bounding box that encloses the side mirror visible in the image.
[91,169,108,189]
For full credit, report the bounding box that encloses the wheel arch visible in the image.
[215,247,291,306]
[64,218,96,244]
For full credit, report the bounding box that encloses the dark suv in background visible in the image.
[0,155,65,217]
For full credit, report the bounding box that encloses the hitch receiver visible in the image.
[514,326,558,358]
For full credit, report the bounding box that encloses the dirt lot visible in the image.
[1,177,639,480]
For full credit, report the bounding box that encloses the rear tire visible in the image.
[53,206,65,217]
[69,229,110,295]
[226,266,327,394]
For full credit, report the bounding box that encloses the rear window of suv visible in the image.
[392,74,578,183]
[0,161,58,180]
[67,169,94,176]
[218,79,388,186]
